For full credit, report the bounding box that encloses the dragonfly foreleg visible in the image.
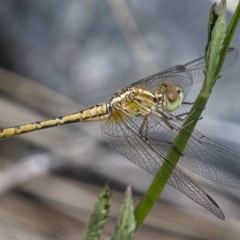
[182,101,194,105]
[182,107,203,122]
[175,112,190,121]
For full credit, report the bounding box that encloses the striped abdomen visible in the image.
[0,103,110,139]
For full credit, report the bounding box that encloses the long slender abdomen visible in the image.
[0,103,110,139]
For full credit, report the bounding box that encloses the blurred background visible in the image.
[0,0,240,239]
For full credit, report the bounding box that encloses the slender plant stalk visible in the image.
[134,0,240,228]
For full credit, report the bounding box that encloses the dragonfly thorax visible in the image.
[110,87,138,110]
[155,81,184,112]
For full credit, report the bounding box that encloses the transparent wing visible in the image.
[130,48,238,97]
[136,106,240,189]
[100,104,225,219]
[131,57,205,96]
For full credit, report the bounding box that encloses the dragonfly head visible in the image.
[156,81,184,112]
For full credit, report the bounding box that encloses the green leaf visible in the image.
[205,0,226,93]
[219,1,240,75]
[205,3,219,55]
[83,184,111,240]
[109,186,136,240]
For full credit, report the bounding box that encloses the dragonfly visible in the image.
[0,48,239,220]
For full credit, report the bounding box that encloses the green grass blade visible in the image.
[83,185,111,240]
[109,186,136,240]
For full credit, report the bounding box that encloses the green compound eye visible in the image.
[165,86,184,112]
[156,81,184,112]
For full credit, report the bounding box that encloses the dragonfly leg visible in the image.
[161,109,195,133]
[164,120,178,131]
[139,115,150,142]
[182,101,206,111]
[155,109,182,132]
[175,112,190,121]
[182,101,194,105]
[139,114,178,148]
[181,101,205,119]
[175,111,202,123]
